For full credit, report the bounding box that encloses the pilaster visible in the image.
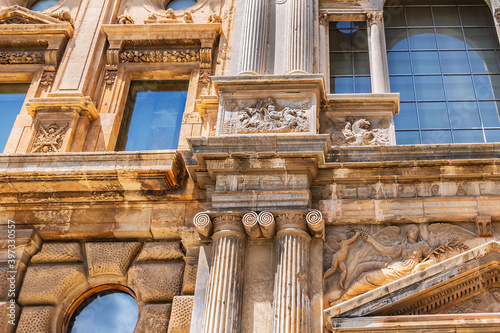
[238,0,269,74]
[284,0,313,74]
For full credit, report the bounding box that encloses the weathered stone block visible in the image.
[16,306,54,333]
[128,262,184,303]
[30,242,83,264]
[0,301,18,333]
[85,242,141,277]
[167,296,194,333]
[136,242,184,262]
[18,265,85,305]
[134,303,172,333]
[182,263,197,295]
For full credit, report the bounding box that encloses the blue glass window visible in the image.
[166,0,197,11]
[116,81,188,151]
[385,0,500,144]
[330,21,371,93]
[67,289,138,333]
[31,0,59,11]
[0,84,29,152]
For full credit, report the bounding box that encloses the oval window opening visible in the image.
[30,0,59,11]
[165,0,197,11]
[66,288,139,333]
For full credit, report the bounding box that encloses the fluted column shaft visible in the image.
[368,12,390,93]
[239,0,269,74]
[285,0,313,74]
[201,219,246,333]
[273,214,312,333]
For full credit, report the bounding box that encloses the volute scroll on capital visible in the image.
[367,11,383,26]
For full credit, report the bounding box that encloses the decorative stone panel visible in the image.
[134,304,172,333]
[182,263,198,295]
[85,242,141,277]
[18,265,86,305]
[30,243,83,264]
[128,262,184,303]
[167,296,194,333]
[16,306,55,333]
[136,242,184,262]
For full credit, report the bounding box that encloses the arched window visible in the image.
[384,0,500,144]
[30,0,59,11]
[65,287,139,333]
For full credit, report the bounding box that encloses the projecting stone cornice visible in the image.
[0,151,187,195]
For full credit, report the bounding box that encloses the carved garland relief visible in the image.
[222,98,310,134]
[324,223,478,305]
[119,50,200,63]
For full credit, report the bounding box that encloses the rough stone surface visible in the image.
[86,242,141,277]
[182,263,198,295]
[128,262,184,303]
[30,242,83,263]
[167,296,194,333]
[18,265,86,305]
[16,306,54,333]
[0,301,18,333]
[135,303,172,333]
[136,242,184,262]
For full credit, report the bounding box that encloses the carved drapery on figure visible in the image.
[324,223,478,305]
[30,123,69,153]
[223,98,310,134]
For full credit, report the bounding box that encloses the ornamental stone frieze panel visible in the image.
[323,223,500,323]
[321,94,399,146]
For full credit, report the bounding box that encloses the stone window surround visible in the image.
[99,23,221,151]
[319,3,500,96]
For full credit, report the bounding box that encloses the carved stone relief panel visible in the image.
[29,122,69,153]
[323,223,490,307]
[219,96,315,135]
[320,114,391,146]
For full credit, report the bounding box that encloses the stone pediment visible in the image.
[324,240,500,323]
[0,6,62,25]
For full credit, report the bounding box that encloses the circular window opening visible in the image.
[165,0,197,11]
[65,287,139,333]
[30,0,59,11]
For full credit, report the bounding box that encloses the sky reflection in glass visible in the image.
[385,0,500,144]
[0,84,29,152]
[31,0,59,11]
[68,291,138,333]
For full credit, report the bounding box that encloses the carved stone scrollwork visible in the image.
[339,118,389,146]
[319,12,329,24]
[117,15,134,25]
[367,11,383,26]
[193,212,212,238]
[242,212,261,238]
[199,70,211,95]
[40,71,55,86]
[200,48,211,69]
[224,98,310,134]
[30,123,69,153]
[183,12,193,23]
[105,70,117,85]
[119,50,200,63]
[476,216,493,237]
[0,16,28,24]
[258,211,276,239]
[49,11,74,25]
[0,51,44,64]
[207,14,222,23]
[165,8,176,20]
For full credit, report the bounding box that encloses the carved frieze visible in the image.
[30,123,69,153]
[0,51,44,64]
[331,118,389,146]
[119,50,200,63]
[222,98,310,134]
[324,223,478,305]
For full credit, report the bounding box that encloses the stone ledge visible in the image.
[0,151,187,194]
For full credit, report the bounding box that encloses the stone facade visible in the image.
[0,0,499,332]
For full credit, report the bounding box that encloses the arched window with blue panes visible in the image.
[384,0,500,144]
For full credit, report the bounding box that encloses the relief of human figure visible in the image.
[324,231,361,289]
[340,224,470,302]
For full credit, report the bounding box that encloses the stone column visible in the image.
[285,0,313,74]
[238,0,269,75]
[367,11,390,93]
[272,213,312,333]
[199,214,246,333]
